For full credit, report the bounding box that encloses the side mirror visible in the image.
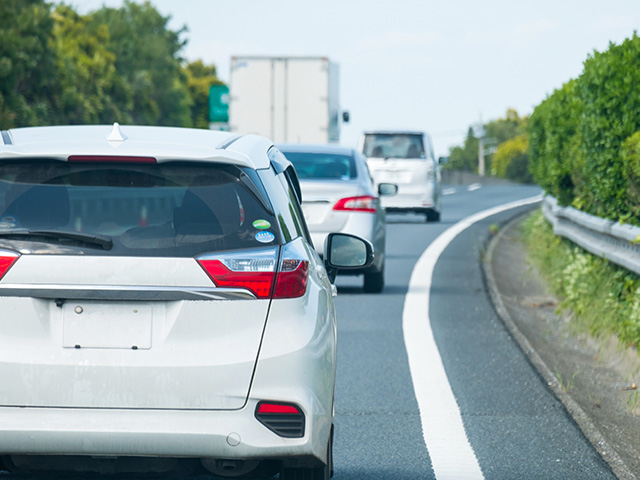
[378,183,398,196]
[438,156,449,165]
[324,233,374,283]
[342,111,350,123]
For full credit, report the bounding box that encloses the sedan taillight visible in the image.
[197,240,309,299]
[333,195,377,213]
[0,251,19,280]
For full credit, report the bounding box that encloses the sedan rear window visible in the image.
[362,133,425,159]
[280,152,357,180]
[0,161,279,257]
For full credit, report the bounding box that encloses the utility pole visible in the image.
[473,115,485,177]
[478,136,485,177]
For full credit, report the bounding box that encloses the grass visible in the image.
[520,209,640,349]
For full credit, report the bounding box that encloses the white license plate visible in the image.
[63,301,152,349]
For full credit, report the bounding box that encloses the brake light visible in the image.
[68,155,157,163]
[196,240,310,299]
[333,195,377,213]
[0,252,19,280]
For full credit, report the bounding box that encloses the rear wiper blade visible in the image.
[0,229,113,250]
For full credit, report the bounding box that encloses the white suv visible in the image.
[0,124,372,479]
[359,130,442,222]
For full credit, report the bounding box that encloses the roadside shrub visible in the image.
[578,34,640,221]
[621,131,640,221]
[529,33,640,225]
[529,79,583,206]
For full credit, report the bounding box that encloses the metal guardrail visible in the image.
[542,196,640,276]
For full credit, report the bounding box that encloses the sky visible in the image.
[73,0,639,157]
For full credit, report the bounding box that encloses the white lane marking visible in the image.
[403,194,542,480]
[467,183,482,192]
[441,187,457,196]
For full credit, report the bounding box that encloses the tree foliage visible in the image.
[184,60,224,129]
[0,0,57,128]
[446,109,530,182]
[0,0,223,130]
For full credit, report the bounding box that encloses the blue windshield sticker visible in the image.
[255,231,275,243]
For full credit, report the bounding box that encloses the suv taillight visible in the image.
[333,195,377,213]
[197,240,309,299]
[0,251,19,280]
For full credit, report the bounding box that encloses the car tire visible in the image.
[363,268,384,293]
[425,210,441,222]
[280,427,333,480]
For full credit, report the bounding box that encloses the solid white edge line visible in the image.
[402,195,542,480]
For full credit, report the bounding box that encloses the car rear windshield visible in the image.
[0,161,279,257]
[362,133,425,159]
[281,152,357,180]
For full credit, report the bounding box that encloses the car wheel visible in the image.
[425,210,441,222]
[363,268,384,293]
[280,426,333,480]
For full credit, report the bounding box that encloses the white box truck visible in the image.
[229,56,344,143]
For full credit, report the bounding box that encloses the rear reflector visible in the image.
[333,195,377,213]
[255,402,305,438]
[68,155,157,164]
[0,252,19,280]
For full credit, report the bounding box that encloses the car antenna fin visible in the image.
[106,123,127,143]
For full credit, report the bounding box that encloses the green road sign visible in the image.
[209,85,229,123]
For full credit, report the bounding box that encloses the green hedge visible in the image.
[529,33,640,225]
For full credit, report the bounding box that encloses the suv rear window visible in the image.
[362,133,425,159]
[0,161,279,257]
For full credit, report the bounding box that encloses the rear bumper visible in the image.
[0,402,326,466]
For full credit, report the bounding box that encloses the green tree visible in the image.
[184,60,223,129]
[447,127,479,171]
[89,0,191,126]
[0,0,56,128]
[50,4,132,125]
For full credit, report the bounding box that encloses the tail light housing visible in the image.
[333,195,377,213]
[197,238,309,299]
[0,251,19,281]
[255,401,305,438]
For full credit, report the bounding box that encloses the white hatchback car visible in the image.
[0,124,373,479]
[359,130,442,222]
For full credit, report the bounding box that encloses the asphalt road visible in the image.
[332,183,617,480]
[3,184,618,480]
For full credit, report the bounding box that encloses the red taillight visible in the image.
[0,253,19,280]
[196,240,310,300]
[198,259,275,299]
[68,155,157,163]
[333,195,377,213]
[274,259,309,299]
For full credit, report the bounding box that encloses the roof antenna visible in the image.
[106,123,127,142]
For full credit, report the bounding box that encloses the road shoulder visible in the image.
[484,213,640,480]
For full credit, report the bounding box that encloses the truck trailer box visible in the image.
[229,56,342,143]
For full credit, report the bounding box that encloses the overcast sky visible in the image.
[74,0,639,156]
